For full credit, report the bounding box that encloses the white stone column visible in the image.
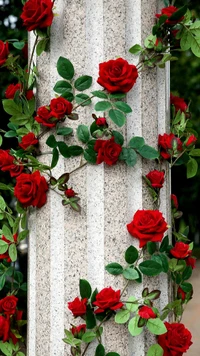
[27,0,170,355]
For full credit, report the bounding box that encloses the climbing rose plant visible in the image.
[0,0,199,355]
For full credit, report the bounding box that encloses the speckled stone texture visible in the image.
[28,0,170,355]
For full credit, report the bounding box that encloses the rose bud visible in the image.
[65,189,76,198]
[185,134,197,147]
[170,242,191,259]
[71,324,86,338]
[96,117,107,126]
[68,297,87,317]
[156,6,184,25]
[170,94,188,113]
[138,306,157,319]
[146,170,165,189]
[19,132,38,150]
[171,194,178,210]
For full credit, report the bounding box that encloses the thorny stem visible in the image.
[26,35,39,91]
[73,95,95,111]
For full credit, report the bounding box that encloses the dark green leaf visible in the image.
[79,279,92,299]
[119,147,137,167]
[180,282,193,293]
[125,245,138,264]
[84,148,97,164]
[95,344,105,356]
[0,275,6,290]
[139,260,163,276]
[145,290,161,301]
[109,93,126,99]
[147,242,157,255]
[53,81,72,94]
[75,94,92,106]
[129,136,145,149]
[46,135,57,148]
[114,101,132,113]
[68,145,83,156]
[74,76,92,91]
[51,147,59,168]
[159,236,169,253]
[169,5,187,21]
[187,157,198,178]
[12,41,25,50]
[137,145,159,159]
[95,101,112,111]
[57,57,74,80]
[105,263,123,275]
[86,307,96,329]
[57,142,71,158]
[92,91,108,99]
[112,131,124,146]
[56,127,73,136]
[61,92,74,102]
[109,109,126,127]
[77,125,90,143]
[182,266,192,281]
[91,288,98,304]
[36,38,49,56]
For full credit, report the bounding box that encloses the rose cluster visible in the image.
[35,97,73,127]
[0,295,23,344]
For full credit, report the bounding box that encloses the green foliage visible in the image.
[57,57,75,80]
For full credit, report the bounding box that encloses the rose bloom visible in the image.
[170,94,188,113]
[19,133,38,150]
[171,194,178,209]
[127,209,168,248]
[0,150,24,178]
[94,137,122,165]
[158,322,192,356]
[0,295,18,315]
[35,106,55,128]
[185,134,197,147]
[0,41,9,66]
[68,297,87,317]
[71,324,86,338]
[0,234,17,263]
[158,133,183,160]
[50,97,73,119]
[186,256,196,269]
[65,189,75,198]
[20,0,54,31]
[146,170,165,189]
[96,117,107,126]
[5,83,34,100]
[170,242,191,259]
[177,287,186,302]
[97,58,138,93]
[14,170,48,208]
[0,315,10,342]
[156,6,184,25]
[93,287,123,314]
[138,306,156,319]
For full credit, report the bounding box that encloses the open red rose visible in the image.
[65,189,75,198]
[0,295,18,316]
[158,133,183,160]
[14,171,48,208]
[50,97,73,119]
[20,0,54,31]
[0,234,17,263]
[97,58,138,93]
[0,41,9,66]
[93,287,123,314]
[0,315,10,342]
[170,94,188,113]
[0,150,24,177]
[94,137,122,165]
[138,306,156,319]
[19,133,38,150]
[34,106,55,128]
[127,209,168,248]
[170,242,191,259]
[185,134,197,147]
[146,170,165,189]
[68,297,87,317]
[71,324,86,338]
[158,322,192,356]
[156,6,184,25]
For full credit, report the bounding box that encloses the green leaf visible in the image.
[112,131,124,146]
[105,262,123,275]
[115,309,130,324]
[0,135,2,146]
[119,147,137,167]
[84,148,97,164]
[36,38,49,56]
[13,41,25,50]
[129,136,145,149]
[18,230,29,242]
[147,344,164,356]
[180,282,193,292]
[16,353,26,356]
[95,101,112,111]
[129,44,143,54]
[106,353,120,356]
[182,266,192,281]
[0,183,12,191]
[128,316,143,336]
[57,127,73,136]
[4,130,17,138]
[57,142,70,158]
[144,34,156,49]
[8,244,17,262]
[75,94,92,106]
[0,196,6,211]
[109,93,126,99]
[109,109,126,127]
[147,242,157,255]
[189,148,200,157]
[74,76,92,91]
[68,145,83,156]
[139,260,163,276]
[46,135,57,148]
[95,344,105,356]
[137,145,159,159]
[187,157,198,178]
[125,245,138,264]
[79,279,92,299]
[191,36,200,57]
[145,290,161,301]
[77,125,90,143]
[0,240,9,254]
[123,267,139,280]
[86,307,96,329]
[51,147,59,169]
[159,236,169,253]
[146,318,167,335]
[82,331,96,343]
[2,225,14,242]
[92,91,108,99]
[53,80,72,94]
[61,92,74,102]
[151,254,169,273]
[0,275,6,291]
[57,57,74,80]
[126,296,139,312]
[2,99,22,116]
[114,101,132,113]
[169,5,187,20]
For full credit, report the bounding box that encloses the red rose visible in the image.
[170,242,191,259]
[0,150,24,178]
[20,0,54,31]
[96,117,107,126]
[158,133,183,160]
[158,322,192,356]
[171,194,178,209]
[71,324,86,338]
[97,58,138,93]
[138,306,156,319]
[185,134,197,147]
[156,6,184,25]
[177,287,186,302]
[0,234,17,263]
[93,287,123,314]
[65,189,75,198]
[19,133,38,150]
[35,106,55,128]
[0,296,18,315]
[5,84,21,99]
[0,41,9,66]
[26,89,34,100]
[50,97,73,119]
[186,256,196,269]
[127,209,168,248]
[146,170,165,189]
[0,315,10,342]
[94,137,122,165]
[14,171,48,208]
[68,297,87,317]
[170,94,188,113]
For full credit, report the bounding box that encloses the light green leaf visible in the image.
[109,109,126,127]
[129,136,145,149]
[95,101,112,111]
[114,101,132,113]
[82,331,96,343]
[126,296,139,313]
[115,309,130,324]
[123,267,139,280]
[8,244,17,262]
[147,344,164,356]
[2,225,14,242]
[129,44,143,54]
[128,316,143,336]
[146,318,167,335]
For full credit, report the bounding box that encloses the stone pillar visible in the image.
[27,1,170,355]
